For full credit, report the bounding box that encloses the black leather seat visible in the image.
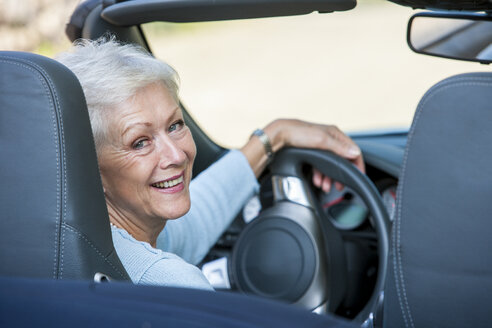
[383,72,492,327]
[0,51,129,281]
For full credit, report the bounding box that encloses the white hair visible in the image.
[56,37,179,151]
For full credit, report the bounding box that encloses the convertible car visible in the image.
[1,0,492,327]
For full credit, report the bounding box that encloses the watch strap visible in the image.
[251,128,274,161]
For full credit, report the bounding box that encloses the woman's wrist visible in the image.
[240,120,287,178]
[263,119,286,152]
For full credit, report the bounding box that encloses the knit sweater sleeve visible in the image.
[111,226,213,290]
[156,149,259,265]
[138,256,214,290]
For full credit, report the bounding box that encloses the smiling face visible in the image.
[98,82,196,229]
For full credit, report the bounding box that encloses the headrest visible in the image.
[0,51,129,281]
[384,72,492,327]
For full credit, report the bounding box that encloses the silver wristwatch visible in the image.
[251,128,274,162]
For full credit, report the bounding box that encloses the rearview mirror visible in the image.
[407,12,492,64]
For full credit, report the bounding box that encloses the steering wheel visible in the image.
[230,148,389,322]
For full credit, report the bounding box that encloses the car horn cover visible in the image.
[231,216,317,303]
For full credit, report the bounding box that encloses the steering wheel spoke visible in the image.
[271,175,316,209]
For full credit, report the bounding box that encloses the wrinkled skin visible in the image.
[98,82,196,246]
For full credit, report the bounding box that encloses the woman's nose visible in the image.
[157,137,187,169]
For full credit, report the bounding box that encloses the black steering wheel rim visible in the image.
[232,147,389,322]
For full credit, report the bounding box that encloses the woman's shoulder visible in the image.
[111,226,177,276]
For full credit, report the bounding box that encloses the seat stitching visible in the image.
[395,75,492,328]
[62,223,127,279]
[13,56,69,279]
[394,97,415,328]
[39,63,68,280]
[22,57,67,279]
[0,57,62,280]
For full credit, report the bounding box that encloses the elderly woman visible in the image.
[57,38,363,290]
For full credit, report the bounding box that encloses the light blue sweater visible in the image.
[111,150,259,290]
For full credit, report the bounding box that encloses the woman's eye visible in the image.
[132,139,150,150]
[169,119,185,133]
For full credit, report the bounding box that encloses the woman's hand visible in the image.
[241,119,364,192]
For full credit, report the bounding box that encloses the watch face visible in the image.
[252,129,273,157]
[243,195,262,223]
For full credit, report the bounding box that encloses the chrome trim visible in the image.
[94,272,112,283]
[272,176,315,209]
[201,257,231,289]
[362,312,375,328]
[312,301,328,314]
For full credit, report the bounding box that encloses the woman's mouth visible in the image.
[151,175,184,189]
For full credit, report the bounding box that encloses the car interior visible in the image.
[1,0,492,327]
[0,51,353,328]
